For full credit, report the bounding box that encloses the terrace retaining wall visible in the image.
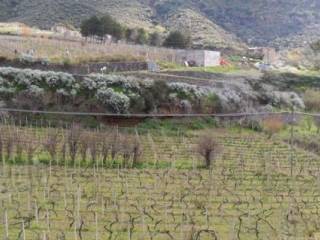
[0,58,148,74]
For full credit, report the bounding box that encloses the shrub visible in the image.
[196,134,221,168]
[262,116,284,138]
[199,94,221,113]
[0,67,230,114]
[304,89,320,111]
[142,80,170,112]
[314,116,320,133]
[96,88,130,113]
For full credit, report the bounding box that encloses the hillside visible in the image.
[1,0,320,49]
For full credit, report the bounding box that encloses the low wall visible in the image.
[0,58,148,74]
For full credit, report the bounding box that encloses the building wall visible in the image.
[262,48,279,65]
[204,51,221,67]
[176,50,220,67]
[247,47,279,65]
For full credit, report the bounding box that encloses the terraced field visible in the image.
[0,35,176,64]
[0,121,320,239]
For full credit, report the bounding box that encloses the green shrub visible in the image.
[304,89,320,111]
[199,94,221,113]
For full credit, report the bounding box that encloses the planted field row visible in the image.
[0,124,319,174]
[1,165,320,239]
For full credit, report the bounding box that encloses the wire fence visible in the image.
[2,107,319,117]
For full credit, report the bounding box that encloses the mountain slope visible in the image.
[163,8,246,51]
[195,0,320,47]
[1,0,319,49]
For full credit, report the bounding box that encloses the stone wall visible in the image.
[0,58,148,74]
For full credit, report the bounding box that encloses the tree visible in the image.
[80,14,124,40]
[100,14,124,40]
[308,40,320,69]
[196,134,221,168]
[80,16,103,37]
[163,31,191,49]
[149,32,162,46]
[136,28,148,45]
[311,40,320,52]
[125,28,135,42]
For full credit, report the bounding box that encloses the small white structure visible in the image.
[176,50,221,67]
[51,24,82,39]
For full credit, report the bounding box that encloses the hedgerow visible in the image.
[0,67,219,114]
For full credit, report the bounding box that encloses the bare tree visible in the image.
[196,134,221,169]
[132,135,142,167]
[68,124,82,166]
[43,130,59,165]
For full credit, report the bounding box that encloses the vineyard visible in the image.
[0,35,177,64]
[1,115,320,239]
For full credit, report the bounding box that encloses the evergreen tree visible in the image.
[100,14,124,40]
[80,14,124,39]
[80,16,103,37]
[163,31,191,49]
[136,28,148,45]
[149,32,162,46]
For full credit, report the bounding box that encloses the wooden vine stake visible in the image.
[95,212,99,240]
[46,208,50,235]
[4,209,9,240]
[75,185,81,240]
[22,221,26,240]
[34,200,39,225]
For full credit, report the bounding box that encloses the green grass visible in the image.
[137,117,218,136]
[158,61,240,73]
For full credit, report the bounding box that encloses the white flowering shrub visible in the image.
[168,82,211,99]
[96,88,130,113]
[0,67,221,113]
[85,74,154,92]
[82,77,98,91]
[28,85,44,97]
[43,71,76,89]
[0,86,15,97]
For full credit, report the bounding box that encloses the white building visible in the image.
[176,50,221,67]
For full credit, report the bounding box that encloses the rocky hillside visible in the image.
[1,0,320,49]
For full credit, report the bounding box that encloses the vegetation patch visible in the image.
[303,89,320,112]
[0,67,221,115]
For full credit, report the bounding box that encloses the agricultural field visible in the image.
[0,35,177,64]
[1,115,320,239]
